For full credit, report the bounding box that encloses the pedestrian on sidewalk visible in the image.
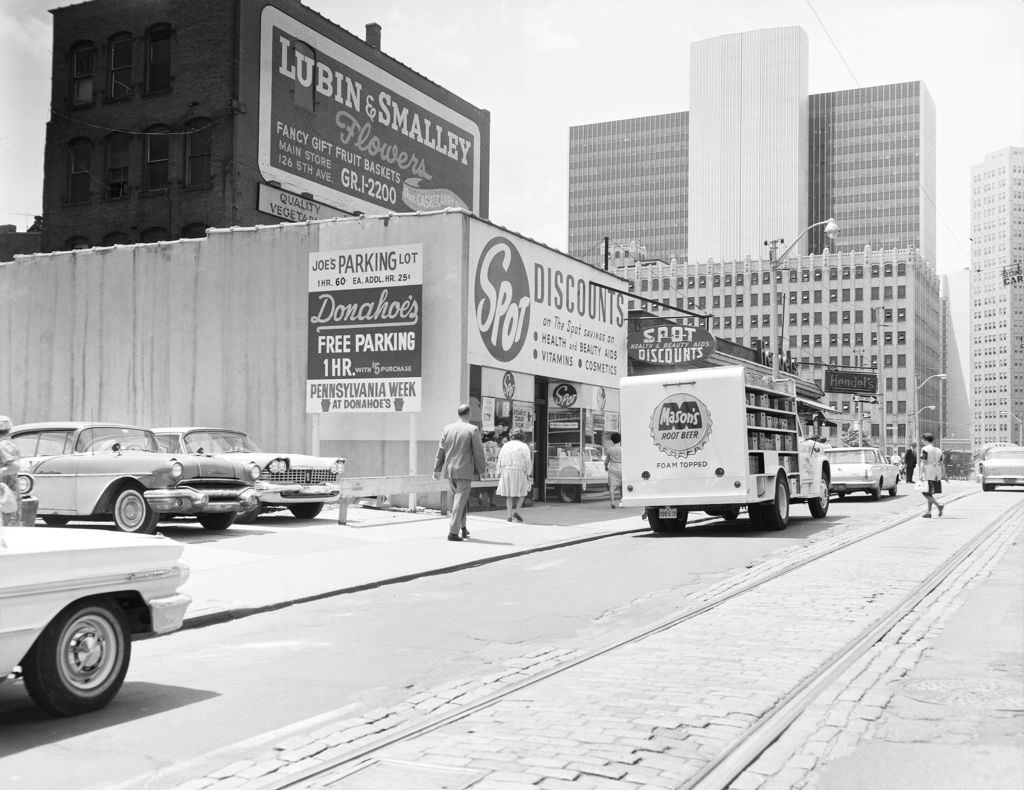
[433,403,486,541]
[496,428,531,522]
[604,432,622,508]
[904,445,917,483]
[918,433,945,518]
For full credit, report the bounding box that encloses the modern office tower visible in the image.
[970,147,1024,450]
[613,246,945,451]
[941,273,973,453]
[808,82,936,263]
[567,112,688,267]
[688,27,808,265]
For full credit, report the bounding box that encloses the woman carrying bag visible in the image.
[496,429,532,523]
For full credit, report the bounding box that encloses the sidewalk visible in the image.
[177,497,647,626]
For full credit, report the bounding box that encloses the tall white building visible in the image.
[687,27,809,264]
[970,147,1024,451]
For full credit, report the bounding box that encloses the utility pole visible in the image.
[603,236,609,271]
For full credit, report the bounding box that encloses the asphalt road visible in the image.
[0,485,957,790]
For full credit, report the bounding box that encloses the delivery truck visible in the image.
[620,365,831,532]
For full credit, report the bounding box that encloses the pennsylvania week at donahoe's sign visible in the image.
[467,224,628,389]
[307,244,422,413]
[259,7,482,217]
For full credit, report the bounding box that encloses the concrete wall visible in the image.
[0,212,471,478]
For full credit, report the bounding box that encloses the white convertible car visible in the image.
[0,524,190,716]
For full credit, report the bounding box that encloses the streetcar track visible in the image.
[260,489,990,790]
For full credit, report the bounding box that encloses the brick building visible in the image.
[41,0,490,252]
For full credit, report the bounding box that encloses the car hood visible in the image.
[177,454,252,481]
[0,527,188,591]
[208,452,338,469]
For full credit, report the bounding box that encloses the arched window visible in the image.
[101,231,130,246]
[65,236,91,250]
[180,222,209,239]
[70,41,96,106]
[143,125,170,190]
[67,138,92,203]
[105,133,130,198]
[145,24,172,93]
[107,33,133,100]
[184,118,212,186]
[140,227,169,243]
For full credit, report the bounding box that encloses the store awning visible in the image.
[797,397,841,428]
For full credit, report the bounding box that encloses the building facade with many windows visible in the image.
[970,146,1024,450]
[613,247,944,452]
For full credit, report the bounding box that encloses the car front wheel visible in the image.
[112,487,159,534]
[289,503,324,519]
[198,513,235,530]
[21,598,131,716]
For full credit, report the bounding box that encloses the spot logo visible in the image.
[552,382,578,408]
[501,370,517,400]
[649,394,712,458]
[474,237,531,363]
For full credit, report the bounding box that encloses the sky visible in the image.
[1,0,1021,269]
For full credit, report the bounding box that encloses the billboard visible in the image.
[467,223,628,389]
[627,318,716,366]
[258,6,485,217]
[306,244,422,413]
[824,368,878,395]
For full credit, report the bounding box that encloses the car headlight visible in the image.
[248,462,261,481]
[330,458,346,475]
[268,458,288,474]
[169,460,184,479]
[16,473,33,495]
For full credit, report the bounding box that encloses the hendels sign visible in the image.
[824,368,877,395]
[628,321,716,366]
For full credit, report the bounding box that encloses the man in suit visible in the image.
[904,446,917,484]
[433,403,486,541]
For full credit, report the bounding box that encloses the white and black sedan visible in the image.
[153,427,345,520]
[823,446,901,500]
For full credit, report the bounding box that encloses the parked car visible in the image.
[823,446,900,499]
[979,446,1024,491]
[153,427,345,519]
[546,443,608,503]
[0,525,190,716]
[11,422,260,533]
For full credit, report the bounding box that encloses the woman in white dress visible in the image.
[496,429,532,522]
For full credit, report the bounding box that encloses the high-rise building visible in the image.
[970,147,1024,450]
[613,246,944,450]
[567,112,688,268]
[567,28,936,270]
[688,27,809,264]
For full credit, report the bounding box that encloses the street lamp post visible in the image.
[765,218,839,381]
[912,373,947,446]
[1000,411,1023,445]
[915,405,936,445]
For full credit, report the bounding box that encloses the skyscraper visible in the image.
[688,27,808,264]
[970,147,1024,451]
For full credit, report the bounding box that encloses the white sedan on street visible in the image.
[823,446,901,500]
[1,524,190,716]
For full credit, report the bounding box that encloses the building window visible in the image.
[71,42,96,106]
[897,308,907,321]
[897,263,907,276]
[897,285,906,298]
[181,222,208,238]
[145,24,172,93]
[65,236,90,249]
[854,310,863,322]
[751,273,759,285]
[884,287,893,300]
[814,269,823,281]
[698,276,706,287]
[829,289,838,302]
[724,295,732,308]
[735,316,744,328]
[105,133,130,198]
[144,126,170,190]
[184,119,213,186]
[140,227,169,242]
[107,33,132,100]
[871,286,879,299]
[751,315,759,327]
[687,276,695,288]
[652,278,660,291]
[713,275,721,287]
[884,263,893,276]
[736,273,744,286]
[712,295,720,308]
[67,138,91,203]
[724,274,732,286]
[101,231,129,245]
[736,294,744,307]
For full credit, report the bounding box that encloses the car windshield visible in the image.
[77,427,158,453]
[182,430,261,454]
[826,450,874,464]
[987,449,1024,461]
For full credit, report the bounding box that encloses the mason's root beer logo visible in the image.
[474,237,531,363]
[650,394,712,458]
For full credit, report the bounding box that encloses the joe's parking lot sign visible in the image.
[306,244,422,413]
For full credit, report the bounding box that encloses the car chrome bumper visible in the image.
[148,592,191,634]
[144,487,258,514]
[254,482,341,504]
[984,476,1024,486]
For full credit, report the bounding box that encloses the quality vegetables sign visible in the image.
[306,244,422,413]
[258,7,483,217]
